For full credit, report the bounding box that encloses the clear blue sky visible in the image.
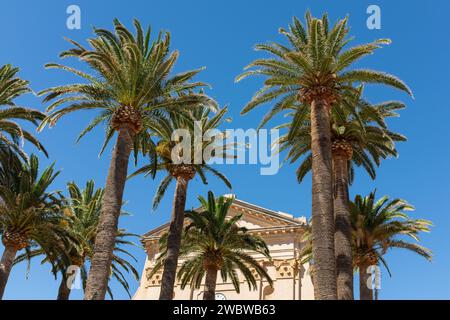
[1,0,449,299]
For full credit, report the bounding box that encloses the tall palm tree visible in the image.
[14,180,139,300]
[236,12,412,299]
[278,89,407,299]
[351,191,432,300]
[0,154,67,299]
[0,64,47,158]
[129,105,232,300]
[38,19,211,299]
[149,192,272,300]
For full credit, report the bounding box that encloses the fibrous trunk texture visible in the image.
[57,276,71,300]
[333,150,354,300]
[203,267,218,300]
[84,126,133,300]
[0,245,18,299]
[310,98,337,300]
[159,175,191,300]
[359,262,374,300]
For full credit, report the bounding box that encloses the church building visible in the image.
[133,197,314,300]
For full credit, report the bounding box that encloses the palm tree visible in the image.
[55,229,137,300]
[300,191,431,300]
[0,64,47,158]
[129,105,232,299]
[14,180,139,300]
[38,19,211,299]
[0,153,67,299]
[351,191,432,300]
[236,12,412,299]
[149,191,272,300]
[279,89,407,299]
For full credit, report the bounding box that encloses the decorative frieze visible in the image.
[273,258,300,278]
[146,269,162,287]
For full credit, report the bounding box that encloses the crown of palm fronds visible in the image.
[129,104,233,209]
[13,180,139,299]
[0,64,47,158]
[276,87,406,183]
[0,154,62,220]
[38,19,214,162]
[149,191,273,293]
[351,191,432,271]
[236,12,412,129]
[299,191,431,276]
[0,154,71,273]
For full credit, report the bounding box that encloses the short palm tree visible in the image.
[38,19,211,300]
[0,64,47,158]
[237,12,412,299]
[129,105,232,300]
[279,89,407,299]
[14,180,139,300]
[351,191,432,300]
[0,154,67,299]
[300,192,431,300]
[149,192,272,300]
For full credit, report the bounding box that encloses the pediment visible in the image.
[142,197,306,242]
[228,199,305,229]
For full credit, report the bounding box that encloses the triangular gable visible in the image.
[229,198,305,229]
[142,197,306,241]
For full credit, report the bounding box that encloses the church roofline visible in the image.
[141,197,307,242]
[230,198,306,225]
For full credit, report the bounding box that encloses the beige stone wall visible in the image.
[133,234,315,300]
[133,199,314,300]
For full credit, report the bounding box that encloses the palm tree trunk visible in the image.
[84,126,133,300]
[310,98,337,300]
[359,262,373,300]
[203,267,218,300]
[0,245,18,299]
[333,152,353,300]
[159,175,190,300]
[57,276,71,300]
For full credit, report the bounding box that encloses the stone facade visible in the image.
[133,198,315,300]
